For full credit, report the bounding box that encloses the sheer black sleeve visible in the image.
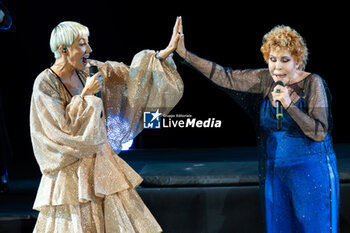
[287,75,331,142]
[181,50,273,121]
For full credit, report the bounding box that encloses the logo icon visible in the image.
[144,110,161,129]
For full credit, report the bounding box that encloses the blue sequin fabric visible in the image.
[261,96,338,233]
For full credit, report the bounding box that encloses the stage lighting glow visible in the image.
[121,139,133,151]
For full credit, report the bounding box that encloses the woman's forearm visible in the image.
[178,50,213,78]
[157,47,174,60]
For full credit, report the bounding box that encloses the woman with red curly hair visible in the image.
[176,18,339,233]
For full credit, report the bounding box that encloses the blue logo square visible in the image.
[143,110,161,129]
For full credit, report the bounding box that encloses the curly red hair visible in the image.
[261,25,308,70]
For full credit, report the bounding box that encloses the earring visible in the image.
[62,48,67,53]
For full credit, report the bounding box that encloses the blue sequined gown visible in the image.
[202,64,339,233]
[261,96,338,233]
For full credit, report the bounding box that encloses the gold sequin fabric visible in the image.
[30,50,183,232]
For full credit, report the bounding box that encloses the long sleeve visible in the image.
[287,75,330,142]
[181,51,273,121]
[30,70,107,175]
[210,65,267,94]
[31,70,144,210]
[181,50,271,94]
[87,50,184,152]
[127,50,184,114]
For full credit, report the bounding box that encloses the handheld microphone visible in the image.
[275,81,284,130]
[89,66,101,98]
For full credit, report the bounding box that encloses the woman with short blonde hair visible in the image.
[50,21,90,58]
[30,18,184,232]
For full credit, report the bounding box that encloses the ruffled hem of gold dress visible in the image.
[33,143,162,233]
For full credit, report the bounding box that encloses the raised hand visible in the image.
[157,16,182,60]
[167,16,182,51]
[176,16,187,58]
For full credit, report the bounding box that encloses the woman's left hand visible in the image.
[271,84,292,108]
[157,16,181,60]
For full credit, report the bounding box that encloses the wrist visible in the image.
[156,51,165,61]
[158,47,173,60]
[165,45,175,53]
[286,101,293,110]
[177,49,187,60]
[81,88,89,97]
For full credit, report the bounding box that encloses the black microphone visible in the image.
[275,81,284,130]
[89,65,101,98]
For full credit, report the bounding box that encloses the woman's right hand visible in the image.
[81,71,102,96]
[176,17,187,58]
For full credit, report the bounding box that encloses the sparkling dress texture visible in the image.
[192,61,339,232]
[30,50,184,233]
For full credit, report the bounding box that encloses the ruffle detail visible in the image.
[33,189,162,233]
[33,142,143,211]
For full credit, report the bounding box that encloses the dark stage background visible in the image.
[0,1,348,178]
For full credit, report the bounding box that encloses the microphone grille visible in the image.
[276,81,284,87]
[89,66,99,76]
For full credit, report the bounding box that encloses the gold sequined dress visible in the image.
[30,50,184,233]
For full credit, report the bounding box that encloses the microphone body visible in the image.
[89,66,102,98]
[275,81,284,130]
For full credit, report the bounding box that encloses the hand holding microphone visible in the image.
[89,66,102,98]
[272,81,292,130]
[80,67,102,97]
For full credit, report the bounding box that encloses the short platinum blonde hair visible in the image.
[50,21,89,58]
[261,25,308,70]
